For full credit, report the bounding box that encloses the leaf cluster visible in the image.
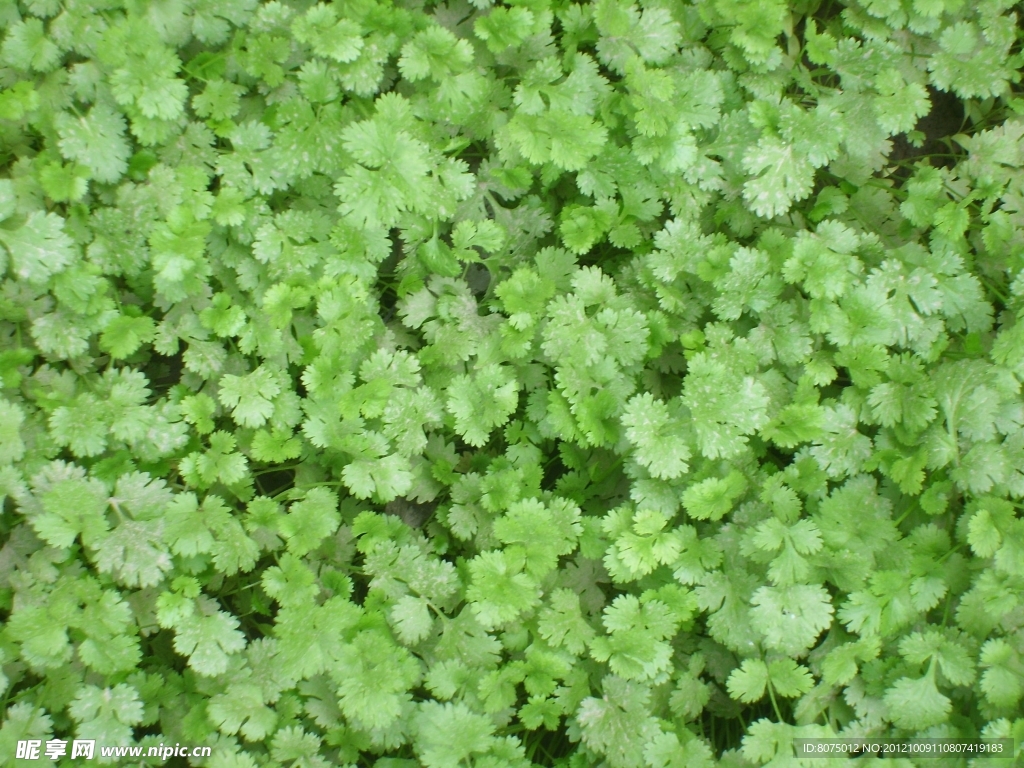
[1,0,1023,766]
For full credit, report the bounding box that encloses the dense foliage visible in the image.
[1,0,1024,765]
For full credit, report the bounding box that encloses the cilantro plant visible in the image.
[1,0,1023,766]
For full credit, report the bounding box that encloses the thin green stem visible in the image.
[272,480,346,498]
[108,498,127,523]
[893,506,914,527]
[767,681,785,723]
[253,463,301,475]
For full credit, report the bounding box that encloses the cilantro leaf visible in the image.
[55,104,132,184]
[0,212,75,284]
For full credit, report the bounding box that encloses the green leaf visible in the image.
[0,703,53,762]
[33,472,110,549]
[262,552,320,608]
[389,595,434,646]
[743,138,815,219]
[466,549,542,630]
[0,399,26,464]
[342,453,414,502]
[622,393,691,479]
[727,658,769,703]
[400,26,473,82]
[200,293,247,337]
[560,203,614,255]
[610,509,685,579]
[537,588,596,655]
[979,638,1024,709]
[169,600,246,676]
[100,315,156,359]
[110,46,189,120]
[493,497,582,578]
[1,18,61,72]
[767,658,814,698]
[0,211,76,284]
[821,636,881,686]
[180,393,218,435]
[968,506,1004,558]
[898,630,975,686]
[750,584,834,656]
[873,68,930,134]
[413,701,497,768]
[575,676,661,768]
[682,471,747,522]
[331,631,421,730]
[69,684,143,751]
[251,427,302,463]
[503,111,608,172]
[38,160,90,203]
[279,487,340,557]
[164,493,258,575]
[92,518,172,588]
[219,365,281,428]
[783,220,863,300]
[209,682,278,741]
[681,354,769,459]
[883,668,952,731]
[270,726,325,768]
[292,4,364,63]
[55,104,131,184]
[193,79,245,121]
[179,431,250,489]
[446,364,521,447]
[7,604,72,670]
[590,595,679,681]
[644,730,715,768]
[474,7,536,53]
